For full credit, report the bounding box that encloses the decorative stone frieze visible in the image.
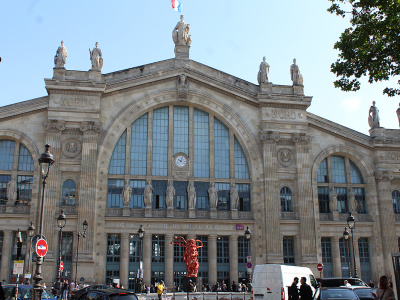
[62,138,82,158]
[374,170,395,181]
[277,148,293,167]
[80,121,102,133]
[44,120,66,132]
[291,132,311,144]
[259,131,280,142]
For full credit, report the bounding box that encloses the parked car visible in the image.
[3,285,56,300]
[318,278,368,288]
[70,285,112,300]
[345,287,376,300]
[317,287,359,300]
[77,289,138,300]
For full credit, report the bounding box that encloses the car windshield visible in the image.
[321,289,358,300]
[109,293,138,300]
[349,280,367,287]
[3,286,53,300]
[353,289,376,298]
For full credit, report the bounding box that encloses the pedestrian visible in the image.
[157,281,165,300]
[0,281,5,300]
[231,281,237,292]
[369,280,374,288]
[299,277,312,300]
[150,285,155,293]
[371,276,395,300]
[62,279,69,300]
[70,281,75,292]
[289,277,299,300]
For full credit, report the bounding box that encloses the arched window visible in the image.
[61,180,76,206]
[107,106,251,211]
[280,187,293,212]
[393,190,400,214]
[317,155,366,214]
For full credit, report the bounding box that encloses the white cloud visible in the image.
[341,97,361,112]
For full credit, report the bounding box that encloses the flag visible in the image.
[171,0,181,13]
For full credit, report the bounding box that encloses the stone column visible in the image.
[374,171,398,274]
[332,237,342,277]
[260,132,282,263]
[79,122,101,256]
[120,233,130,288]
[165,234,174,289]
[0,230,13,281]
[208,235,217,285]
[230,235,238,284]
[143,234,152,285]
[293,133,317,267]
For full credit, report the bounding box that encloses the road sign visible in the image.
[317,263,324,272]
[247,262,252,268]
[35,238,48,257]
[247,256,252,263]
[13,260,24,275]
[60,261,64,271]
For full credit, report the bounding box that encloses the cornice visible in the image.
[0,97,48,122]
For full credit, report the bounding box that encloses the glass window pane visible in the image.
[109,131,126,175]
[17,175,33,205]
[217,236,230,264]
[393,190,400,214]
[317,159,329,183]
[216,183,230,211]
[234,137,249,179]
[173,106,189,156]
[194,109,209,178]
[152,108,169,176]
[353,188,366,214]
[0,140,15,171]
[107,179,124,208]
[350,160,364,184]
[61,179,76,206]
[18,144,34,171]
[131,114,148,175]
[283,237,295,265]
[318,187,330,213]
[0,175,11,205]
[280,187,292,212]
[214,118,230,179]
[237,183,251,212]
[194,182,210,210]
[335,187,348,213]
[132,180,146,209]
[332,156,346,183]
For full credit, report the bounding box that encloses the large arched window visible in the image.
[61,180,76,206]
[317,155,366,214]
[107,106,251,211]
[0,140,34,205]
[393,190,400,214]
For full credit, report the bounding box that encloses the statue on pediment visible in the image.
[257,56,270,84]
[172,15,191,46]
[230,183,239,210]
[54,40,68,68]
[329,187,338,212]
[290,58,303,85]
[89,42,103,71]
[6,175,16,205]
[396,103,400,128]
[144,179,153,209]
[187,181,196,209]
[208,182,218,209]
[368,101,380,129]
[166,180,175,209]
[122,179,132,208]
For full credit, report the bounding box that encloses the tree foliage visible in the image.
[328,0,400,96]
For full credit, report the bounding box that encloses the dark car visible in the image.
[346,287,376,300]
[77,289,138,300]
[318,278,368,288]
[317,287,359,300]
[70,285,112,300]
[3,285,56,300]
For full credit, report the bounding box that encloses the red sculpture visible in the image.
[171,237,203,277]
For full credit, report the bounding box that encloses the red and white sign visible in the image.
[317,263,324,272]
[247,262,252,269]
[35,238,48,257]
[60,261,64,271]
[247,256,252,263]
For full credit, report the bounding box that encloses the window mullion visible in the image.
[209,115,215,178]
[147,111,153,175]
[189,107,194,177]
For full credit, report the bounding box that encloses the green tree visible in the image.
[328,0,400,96]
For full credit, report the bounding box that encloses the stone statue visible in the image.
[368,101,380,129]
[257,56,270,84]
[329,187,338,212]
[172,15,191,45]
[6,175,16,204]
[122,179,132,208]
[348,188,357,212]
[89,42,103,71]
[166,180,175,209]
[396,103,400,128]
[171,237,203,277]
[230,183,239,210]
[290,58,303,85]
[177,74,189,88]
[187,181,196,209]
[208,182,218,209]
[54,40,68,68]
[143,179,153,209]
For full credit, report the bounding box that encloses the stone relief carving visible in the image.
[44,120,66,132]
[122,179,132,208]
[230,183,239,210]
[177,74,189,101]
[290,58,303,85]
[259,131,280,142]
[291,133,312,144]
[208,182,218,209]
[172,15,192,46]
[166,179,175,209]
[277,148,293,167]
[368,101,380,129]
[89,42,103,71]
[329,187,338,212]
[6,175,16,205]
[348,188,357,213]
[80,121,102,133]
[187,181,196,209]
[144,179,154,209]
[257,56,270,84]
[62,138,82,158]
[374,170,394,181]
[54,40,68,68]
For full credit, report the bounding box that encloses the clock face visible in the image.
[175,155,187,167]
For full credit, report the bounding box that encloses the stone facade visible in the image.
[0,42,399,289]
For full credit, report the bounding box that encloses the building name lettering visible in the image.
[55,97,95,107]
[119,222,218,230]
[380,152,400,161]
[271,110,296,120]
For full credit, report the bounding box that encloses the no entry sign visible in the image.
[317,263,324,272]
[60,261,64,271]
[35,238,48,257]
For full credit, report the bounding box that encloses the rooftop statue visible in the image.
[54,40,68,68]
[368,101,380,129]
[290,58,303,85]
[257,56,270,84]
[89,42,103,71]
[172,15,191,46]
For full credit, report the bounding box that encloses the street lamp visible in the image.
[33,144,54,300]
[245,226,251,283]
[343,212,358,278]
[26,222,35,283]
[57,210,66,300]
[343,227,351,277]
[137,224,145,293]
[74,219,88,286]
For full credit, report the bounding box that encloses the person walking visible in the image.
[299,277,312,300]
[289,277,299,300]
[157,281,165,300]
[372,276,395,300]
[62,279,69,300]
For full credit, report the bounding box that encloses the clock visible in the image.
[175,155,187,167]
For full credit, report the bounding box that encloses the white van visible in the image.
[252,264,318,300]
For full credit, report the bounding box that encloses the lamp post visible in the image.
[33,144,54,300]
[137,224,145,293]
[74,219,88,286]
[343,212,358,278]
[245,226,251,283]
[56,211,66,300]
[27,222,35,283]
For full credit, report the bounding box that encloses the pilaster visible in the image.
[208,235,217,285]
[0,230,13,280]
[165,234,174,289]
[332,236,342,277]
[230,235,238,284]
[120,233,130,288]
[143,234,152,285]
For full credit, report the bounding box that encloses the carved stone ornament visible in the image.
[62,138,82,158]
[44,120,66,132]
[80,121,102,133]
[176,74,189,101]
[259,131,280,142]
[291,133,312,144]
[374,170,394,181]
[277,148,293,167]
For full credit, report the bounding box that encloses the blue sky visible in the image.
[1,1,399,135]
